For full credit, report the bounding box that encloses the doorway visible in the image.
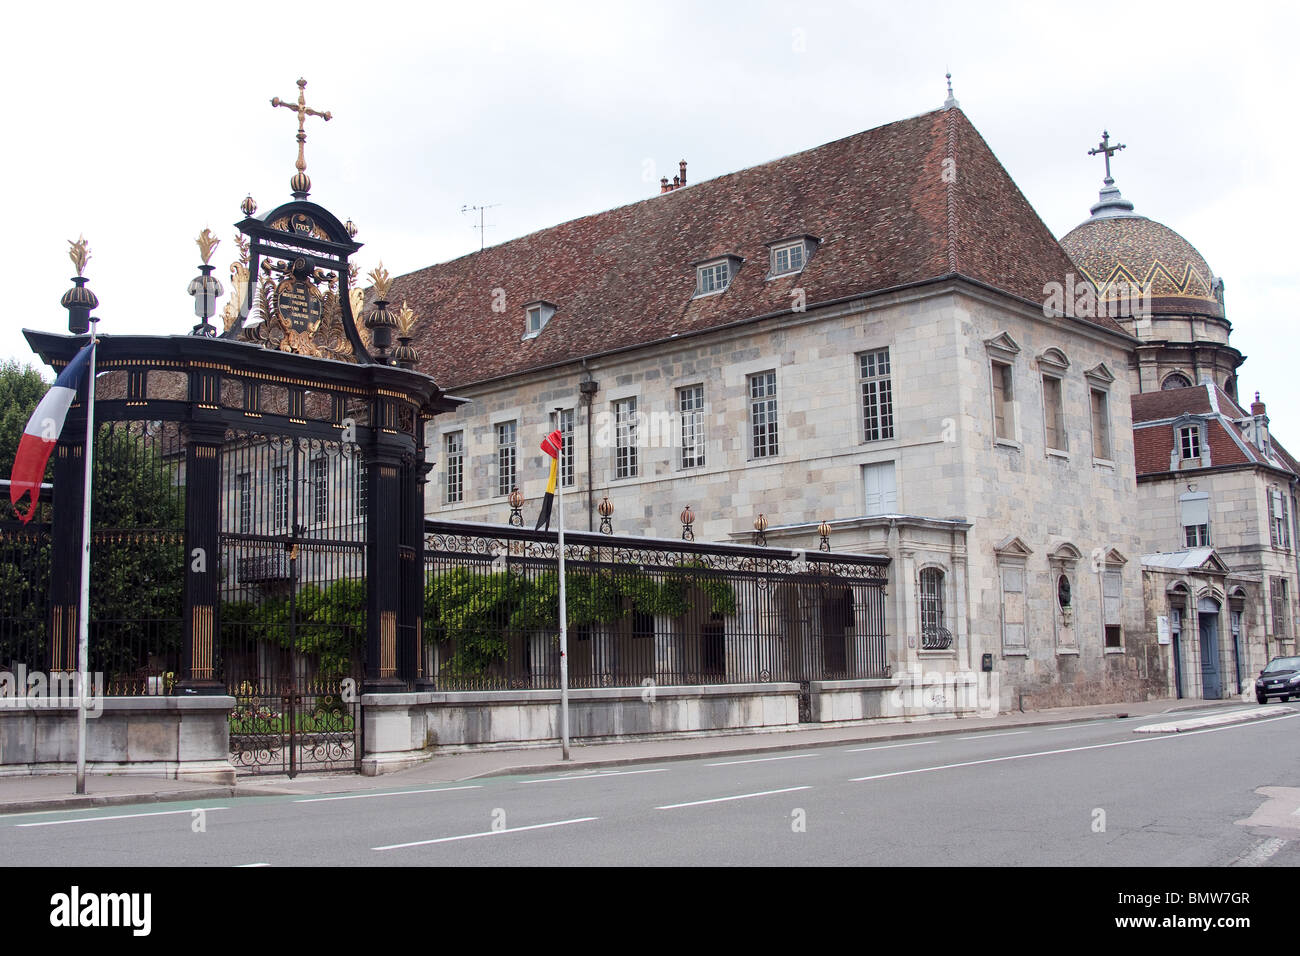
[1198,597,1223,699]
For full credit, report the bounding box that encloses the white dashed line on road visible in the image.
[655,786,811,810]
[16,807,230,828]
[373,817,599,850]
[523,769,669,784]
[705,754,818,767]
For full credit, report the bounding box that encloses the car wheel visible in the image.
[1257,694,1268,704]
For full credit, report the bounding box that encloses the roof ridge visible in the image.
[945,108,959,275]
[396,109,950,282]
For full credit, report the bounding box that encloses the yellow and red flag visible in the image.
[535,428,562,531]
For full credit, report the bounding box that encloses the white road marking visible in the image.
[845,741,934,753]
[956,731,1030,740]
[16,807,230,828]
[655,786,811,810]
[705,754,818,767]
[523,769,668,784]
[1232,837,1288,867]
[373,817,598,851]
[295,786,480,803]
[850,712,1300,783]
[236,863,270,867]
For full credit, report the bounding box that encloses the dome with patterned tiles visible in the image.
[1060,177,1223,320]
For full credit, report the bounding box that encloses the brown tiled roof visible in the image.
[394,107,1121,389]
[1131,382,1299,477]
[1131,385,1212,423]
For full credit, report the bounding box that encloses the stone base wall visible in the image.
[361,683,800,774]
[809,674,986,723]
[0,697,236,783]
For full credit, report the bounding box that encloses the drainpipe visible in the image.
[579,366,599,533]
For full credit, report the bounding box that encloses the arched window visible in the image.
[919,568,950,649]
[1162,373,1192,390]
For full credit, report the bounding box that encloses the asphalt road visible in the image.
[4,706,1299,866]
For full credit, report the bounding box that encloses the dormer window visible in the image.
[521,300,557,340]
[772,242,804,275]
[1179,426,1201,461]
[766,235,819,278]
[695,258,737,297]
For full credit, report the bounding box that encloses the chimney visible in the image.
[1249,391,1271,454]
[656,159,690,195]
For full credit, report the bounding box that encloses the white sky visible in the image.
[4,0,1297,425]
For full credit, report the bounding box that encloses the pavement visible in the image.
[0,695,1268,814]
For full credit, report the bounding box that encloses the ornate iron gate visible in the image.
[220,431,366,775]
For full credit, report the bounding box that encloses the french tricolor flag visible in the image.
[9,343,94,524]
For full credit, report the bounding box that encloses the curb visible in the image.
[457,709,1154,780]
[1133,705,1297,734]
[0,786,237,816]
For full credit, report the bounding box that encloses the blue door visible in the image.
[1199,611,1222,699]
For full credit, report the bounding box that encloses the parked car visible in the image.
[1255,656,1300,704]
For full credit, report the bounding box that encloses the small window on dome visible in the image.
[1162,373,1192,390]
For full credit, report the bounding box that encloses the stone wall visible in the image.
[0,696,235,782]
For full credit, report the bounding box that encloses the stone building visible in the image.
[394,95,1169,714]
[1059,159,1300,701]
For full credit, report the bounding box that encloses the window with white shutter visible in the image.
[863,462,897,516]
[1000,564,1026,650]
[1104,568,1123,648]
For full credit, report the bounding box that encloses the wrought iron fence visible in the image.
[423,520,890,691]
[0,505,51,674]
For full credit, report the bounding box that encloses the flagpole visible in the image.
[75,318,98,795]
[554,410,570,760]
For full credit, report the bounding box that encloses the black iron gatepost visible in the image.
[19,120,463,774]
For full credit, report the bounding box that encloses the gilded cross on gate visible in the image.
[1088,130,1126,186]
[271,78,332,198]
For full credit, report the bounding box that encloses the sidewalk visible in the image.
[0,696,1260,813]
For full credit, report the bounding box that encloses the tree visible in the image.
[0,360,51,487]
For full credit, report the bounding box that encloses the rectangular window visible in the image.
[678,385,705,469]
[614,398,638,479]
[696,261,731,295]
[919,570,945,634]
[1104,568,1123,648]
[771,242,805,275]
[1272,577,1290,639]
[272,465,289,530]
[1042,375,1066,451]
[1271,489,1292,549]
[991,362,1015,441]
[1180,493,1210,548]
[1091,389,1111,459]
[355,464,368,518]
[859,349,895,442]
[526,306,542,334]
[549,409,575,487]
[311,456,328,524]
[1000,564,1026,649]
[237,472,251,534]
[863,461,897,516]
[1179,426,1201,460]
[496,421,517,497]
[445,431,464,504]
[749,371,779,458]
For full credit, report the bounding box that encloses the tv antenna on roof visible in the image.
[460,203,501,252]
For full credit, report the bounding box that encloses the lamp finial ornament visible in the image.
[368,263,392,300]
[68,235,90,277]
[196,228,220,265]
